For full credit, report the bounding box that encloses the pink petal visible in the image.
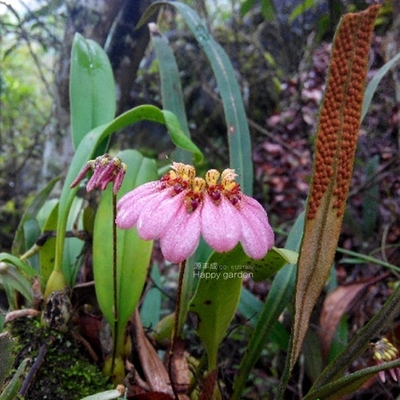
[159,203,201,263]
[137,191,185,240]
[201,196,241,253]
[389,368,398,382]
[117,181,159,210]
[116,182,161,229]
[70,163,91,188]
[113,168,126,194]
[238,196,274,259]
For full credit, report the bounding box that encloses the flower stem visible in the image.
[168,259,186,399]
[111,191,119,374]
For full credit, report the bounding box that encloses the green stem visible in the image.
[54,191,77,273]
[336,247,400,272]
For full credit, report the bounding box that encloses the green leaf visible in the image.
[12,177,59,257]
[149,23,192,164]
[62,196,85,285]
[140,263,162,329]
[261,0,275,21]
[139,2,253,195]
[238,288,290,350]
[0,253,37,278]
[303,329,323,381]
[304,358,400,400]
[162,110,203,164]
[240,0,256,17]
[39,202,59,285]
[70,33,116,149]
[21,218,41,270]
[361,51,400,122]
[36,198,59,229]
[252,247,297,282]
[0,262,33,304]
[117,155,157,338]
[328,314,348,363]
[362,155,379,237]
[200,243,296,283]
[0,358,29,400]
[93,150,157,355]
[189,257,243,370]
[231,212,304,399]
[289,0,316,22]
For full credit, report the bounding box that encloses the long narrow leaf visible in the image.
[305,358,400,400]
[117,154,157,339]
[139,2,254,195]
[149,22,192,164]
[361,51,400,121]
[231,212,304,399]
[12,177,59,257]
[0,358,29,400]
[93,150,157,355]
[0,253,37,278]
[0,264,33,303]
[70,33,116,149]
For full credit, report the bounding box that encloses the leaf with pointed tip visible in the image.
[149,23,192,164]
[304,358,400,400]
[70,33,115,150]
[139,1,253,194]
[361,51,400,122]
[189,259,242,371]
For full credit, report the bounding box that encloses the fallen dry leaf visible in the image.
[132,309,174,397]
[319,274,388,358]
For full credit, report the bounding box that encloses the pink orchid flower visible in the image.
[116,162,274,263]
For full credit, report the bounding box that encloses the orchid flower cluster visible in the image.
[71,154,127,194]
[116,162,274,263]
[372,338,400,383]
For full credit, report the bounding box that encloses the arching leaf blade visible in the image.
[139,2,253,195]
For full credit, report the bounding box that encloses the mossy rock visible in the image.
[6,317,112,399]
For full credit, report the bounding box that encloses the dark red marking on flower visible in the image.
[173,184,184,194]
[160,174,171,183]
[209,187,222,203]
[183,189,204,213]
[222,182,242,207]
